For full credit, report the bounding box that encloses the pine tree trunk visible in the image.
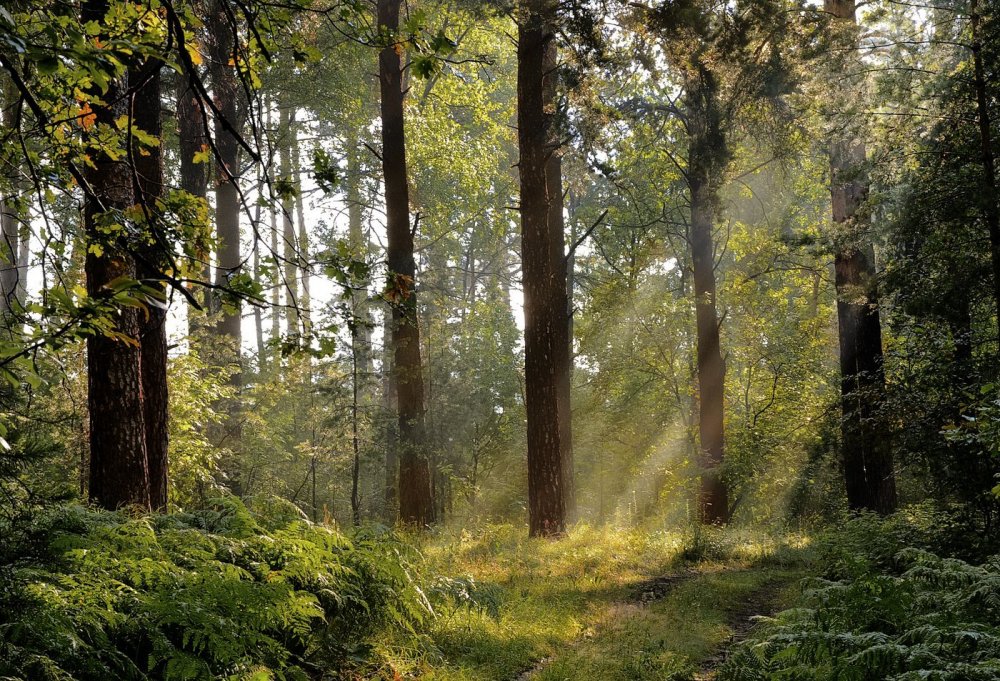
[131,61,170,511]
[208,0,243,366]
[827,0,897,515]
[543,39,574,521]
[378,0,434,526]
[518,0,565,537]
[84,0,150,510]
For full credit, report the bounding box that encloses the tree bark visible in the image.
[689,173,728,524]
[84,0,150,510]
[685,67,729,525]
[378,0,434,526]
[827,0,897,515]
[543,39,574,521]
[131,60,170,511]
[518,0,565,537]
[207,0,243,367]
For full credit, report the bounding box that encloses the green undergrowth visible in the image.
[379,523,813,680]
[0,498,431,680]
[720,505,1000,681]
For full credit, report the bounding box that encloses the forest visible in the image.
[2,0,1000,678]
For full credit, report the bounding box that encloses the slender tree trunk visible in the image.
[543,39,574,521]
[378,0,434,526]
[518,0,565,537]
[279,105,299,339]
[131,60,170,511]
[827,0,897,515]
[84,0,150,510]
[252,195,265,359]
[270,206,280,345]
[971,0,1000,350]
[351,325,362,525]
[347,142,372,377]
[208,0,243,367]
[293,128,311,339]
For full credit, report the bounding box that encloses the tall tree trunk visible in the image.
[518,0,565,537]
[279,105,299,339]
[208,0,243,368]
[827,0,897,515]
[689,173,728,524]
[176,55,209,336]
[131,60,170,511]
[686,68,729,525]
[378,0,434,526]
[543,39,574,521]
[84,0,149,510]
[971,0,1000,351]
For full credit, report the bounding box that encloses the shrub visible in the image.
[0,498,430,680]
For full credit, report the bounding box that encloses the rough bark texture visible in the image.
[84,0,150,511]
[543,38,575,520]
[518,0,565,537]
[378,0,434,526]
[686,71,729,525]
[207,0,243,363]
[131,61,170,511]
[827,0,897,515]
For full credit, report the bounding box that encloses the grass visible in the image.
[374,523,813,680]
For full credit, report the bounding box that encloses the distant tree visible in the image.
[825,0,896,514]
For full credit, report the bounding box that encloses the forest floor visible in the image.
[380,524,812,680]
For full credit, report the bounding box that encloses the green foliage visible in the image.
[0,499,431,680]
[720,510,1000,680]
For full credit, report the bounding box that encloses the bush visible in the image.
[0,498,430,680]
[720,509,1000,681]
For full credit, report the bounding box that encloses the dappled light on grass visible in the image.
[374,523,814,679]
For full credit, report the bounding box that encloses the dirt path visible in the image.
[693,578,787,680]
[513,569,699,681]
